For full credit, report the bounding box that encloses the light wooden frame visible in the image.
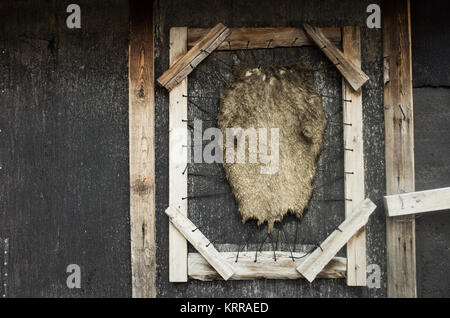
[159,24,372,285]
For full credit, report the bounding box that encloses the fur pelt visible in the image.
[217,62,327,233]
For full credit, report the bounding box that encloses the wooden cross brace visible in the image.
[297,199,377,283]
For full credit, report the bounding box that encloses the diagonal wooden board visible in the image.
[297,199,376,283]
[166,205,235,281]
[157,23,231,91]
[303,24,369,91]
[384,187,450,217]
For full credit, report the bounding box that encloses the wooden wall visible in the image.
[0,0,131,297]
[0,0,448,298]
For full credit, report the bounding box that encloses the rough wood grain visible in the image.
[0,0,131,297]
[342,26,366,286]
[129,0,156,298]
[383,0,417,298]
[188,27,341,50]
[303,24,369,91]
[188,251,346,281]
[158,23,231,91]
[166,206,235,280]
[168,27,189,282]
[384,187,450,217]
[297,199,376,282]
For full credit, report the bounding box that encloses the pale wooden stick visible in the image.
[168,27,188,282]
[158,23,231,91]
[166,205,235,281]
[384,187,450,217]
[297,199,376,283]
[383,0,416,298]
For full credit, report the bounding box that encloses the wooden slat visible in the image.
[166,206,235,281]
[342,26,366,286]
[384,187,450,217]
[303,24,369,91]
[297,199,376,283]
[168,27,188,282]
[157,23,231,91]
[383,0,417,298]
[188,251,346,281]
[188,27,341,50]
[129,0,156,298]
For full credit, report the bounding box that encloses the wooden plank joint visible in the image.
[297,199,376,283]
[157,23,231,91]
[166,205,235,281]
[303,24,369,91]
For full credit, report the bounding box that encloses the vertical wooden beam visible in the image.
[382,0,417,297]
[342,26,366,286]
[129,0,156,298]
[168,27,188,282]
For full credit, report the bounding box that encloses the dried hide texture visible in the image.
[217,62,327,233]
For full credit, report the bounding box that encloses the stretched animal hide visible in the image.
[217,62,327,233]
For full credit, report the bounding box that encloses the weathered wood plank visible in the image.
[168,27,189,282]
[158,23,231,91]
[129,0,156,298]
[166,206,235,280]
[384,187,450,217]
[297,199,376,283]
[342,26,366,286]
[303,24,369,91]
[188,27,341,50]
[383,0,417,298]
[188,251,346,281]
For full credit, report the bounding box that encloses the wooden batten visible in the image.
[303,24,369,91]
[188,251,346,281]
[168,27,188,282]
[157,23,231,91]
[342,26,366,286]
[384,187,450,217]
[129,0,156,298]
[297,199,376,283]
[188,27,341,50]
[166,206,235,281]
[382,0,416,298]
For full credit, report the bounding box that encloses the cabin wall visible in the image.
[411,0,450,298]
[0,0,448,298]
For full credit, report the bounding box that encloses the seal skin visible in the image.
[217,62,327,233]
